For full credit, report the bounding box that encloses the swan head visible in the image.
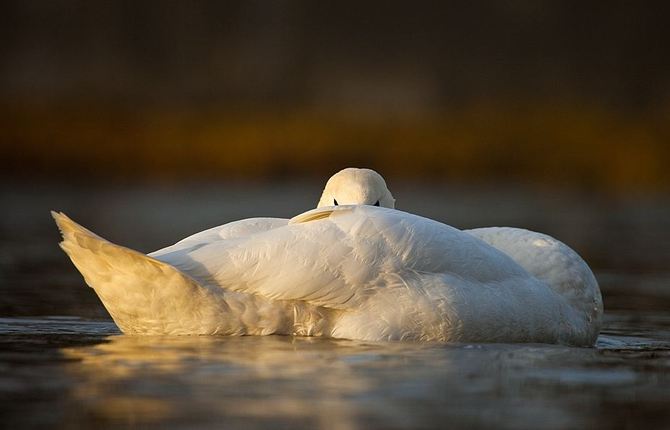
[317,168,395,208]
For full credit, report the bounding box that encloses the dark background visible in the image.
[1,0,669,190]
[1,1,669,318]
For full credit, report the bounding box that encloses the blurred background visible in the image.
[1,1,669,316]
[2,0,670,187]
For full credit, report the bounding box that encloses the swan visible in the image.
[53,168,603,345]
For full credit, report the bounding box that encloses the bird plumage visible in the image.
[53,198,602,345]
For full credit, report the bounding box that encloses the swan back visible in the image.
[155,206,598,344]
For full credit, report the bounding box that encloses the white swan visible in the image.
[53,168,603,345]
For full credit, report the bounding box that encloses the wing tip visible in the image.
[51,210,73,235]
[51,210,103,244]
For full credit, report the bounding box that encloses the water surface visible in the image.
[1,314,669,429]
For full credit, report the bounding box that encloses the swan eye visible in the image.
[374,200,380,207]
[334,199,338,206]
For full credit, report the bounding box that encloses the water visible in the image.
[1,182,669,429]
[1,315,669,429]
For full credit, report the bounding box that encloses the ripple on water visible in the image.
[0,313,669,429]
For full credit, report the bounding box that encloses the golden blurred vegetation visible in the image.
[2,2,669,192]
[2,101,668,192]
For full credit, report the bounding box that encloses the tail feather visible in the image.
[51,211,236,335]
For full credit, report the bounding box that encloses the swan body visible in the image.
[53,168,602,345]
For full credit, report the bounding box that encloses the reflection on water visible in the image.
[63,335,389,429]
[1,315,669,429]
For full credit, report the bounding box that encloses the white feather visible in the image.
[53,182,603,345]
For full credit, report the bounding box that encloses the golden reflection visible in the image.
[61,335,436,429]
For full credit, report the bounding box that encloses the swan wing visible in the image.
[154,206,530,310]
[150,217,288,259]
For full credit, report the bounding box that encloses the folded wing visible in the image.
[154,206,531,310]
